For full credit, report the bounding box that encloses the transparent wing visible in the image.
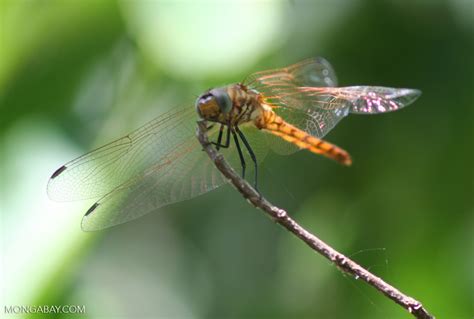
[79,133,216,231]
[285,86,421,114]
[244,57,338,93]
[267,86,420,140]
[81,123,267,231]
[48,107,198,202]
[48,106,268,230]
[245,59,420,152]
[244,57,339,155]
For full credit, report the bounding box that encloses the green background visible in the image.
[1,0,472,318]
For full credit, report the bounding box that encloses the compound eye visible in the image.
[210,89,232,114]
[195,93,220,119]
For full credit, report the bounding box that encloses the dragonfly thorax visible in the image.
[195,84,261,126]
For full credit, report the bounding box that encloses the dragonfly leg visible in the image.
[212,124,231,150]
[236,126,258,191]
[213,124,224,150]
[231,128,246,179]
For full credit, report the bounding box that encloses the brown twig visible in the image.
[196,120,434,319]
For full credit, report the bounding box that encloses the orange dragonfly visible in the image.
[48,58,420,230]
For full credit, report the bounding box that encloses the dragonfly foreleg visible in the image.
[212,124,231,150]
[236,126,258,191]
[231,128,246,179]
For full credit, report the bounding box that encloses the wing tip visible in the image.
[308,56,338,87]
[85,202,100,217]
[81,202,101,232]
[50,165,67,179]
[47,165,67,200]
[404,88,422,104]
[392,88,421,110]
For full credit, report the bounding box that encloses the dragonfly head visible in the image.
[195,87,232,122]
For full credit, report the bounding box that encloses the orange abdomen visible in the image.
[257,110,352,166]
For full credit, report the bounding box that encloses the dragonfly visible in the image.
[48,57,421,231]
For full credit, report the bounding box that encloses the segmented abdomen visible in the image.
[256,110,352,166]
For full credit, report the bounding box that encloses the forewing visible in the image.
[81,123,268,231]
[47,107,198,201]
[245,59,420,146]
[244,57,337,95]
[244,57,340,154]
[48,103,271,230]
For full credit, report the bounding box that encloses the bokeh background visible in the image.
[1,0,473,318]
